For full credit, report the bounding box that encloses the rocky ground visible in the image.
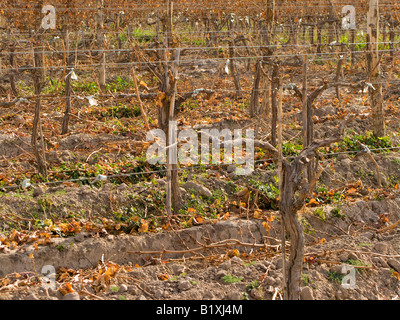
[1,149,400,300]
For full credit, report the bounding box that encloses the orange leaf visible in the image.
[65,283,74,293]
[157,274,169,281]
[346,188,358,196]
[307,198,319,206]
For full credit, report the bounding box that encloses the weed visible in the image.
[314,208,326,221]
[222,274,243,284]
[328,271,344,283]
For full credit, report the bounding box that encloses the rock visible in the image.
[102,183,114,191]
[178,279,192,291]
[32,186,44,198]
[387,259,400,273]
[63,292,80,300]
[371,257,389,268]
[219,260,231,270]
[250,288,263,300]
[300,287,314,300]
[264,276,276,286]
[216,270,228,279]
[119,284,128,293]
[47,288,59,297]
[74,232,86,242]
[154,289,164,299]
[361,232,374,240]
[338,252,350,262]
[374,242,387,253]
[275,258,287,270]
[230,256,243,264]
[171,263,186,276]
[127,285,139,295]
[348,252,359,261]
[226,291,242,300]
[136,295,147,300]
[330,265,343,275]
[181,181,212,198]
[335,289,349,300]
[337,154,349,161]
[116,183,128,191]
[203,291,214,300]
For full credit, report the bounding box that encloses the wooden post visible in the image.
[96,0,106,91]
[277,83,286,300]
[367,0,385,138]
[61,27,72,135]
[271,62,279,147]
[302,55,309,148]
[32,45,48,179]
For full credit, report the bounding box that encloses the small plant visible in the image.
[109,285,119,293]
[345,259,368,273]
[246,280,260,291]
[314,208,326,221]
[328,271,344,284]
[330,207,345,219]
[222,274,243,284]
[301,273,309,285]
[242,292,250,300]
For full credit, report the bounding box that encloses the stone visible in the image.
[181,181,212,198]
[63,292,80,300]
[216,270,228,279]
[371,257,389,268]
[102,183,114,191]
[387,259,400,273]
[219,260,231,270]
[32,186,44,198]
[275,258,287,270]
[250,288,263,300]
[264,276,276,286]
[47,288,58,297]
[300,287,314,300]
[338,252,350,262]
[227,164,237,173]
[154,289,164,299]
[226,291,242,300]
[348,252,359,261]
[177,279,191,291]
[171,263,186,276]
[361,232,374,240]
[116,183,128,191]
[119,284,128,293]
[203,291,214,300]
[230,256,243,264]
[374,243,387,253]
[74,232,86,242]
